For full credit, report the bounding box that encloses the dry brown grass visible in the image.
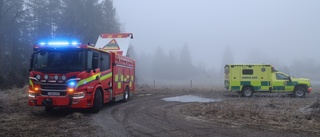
[182,95,320,135]
[0,86,98,137]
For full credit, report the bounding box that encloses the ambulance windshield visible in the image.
[32,50,85,72]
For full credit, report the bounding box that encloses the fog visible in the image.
[114,0,320,85]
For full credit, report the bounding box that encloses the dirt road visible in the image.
[92,89,320,137]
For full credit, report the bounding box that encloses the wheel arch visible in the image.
[241,85,255,92]
[92,85,104,104]
[294,84,308,91]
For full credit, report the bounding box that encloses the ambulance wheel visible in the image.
[123,87,129,102]
[90,89,103,113]
[242,87,254,97]
[45,106,54,112]
[294,87,306,98]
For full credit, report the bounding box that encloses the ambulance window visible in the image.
[276,73,288,80]
[100,53,110,71]
[242,69,253,75]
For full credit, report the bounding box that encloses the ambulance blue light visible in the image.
[39,42,46,45]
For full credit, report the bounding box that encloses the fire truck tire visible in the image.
[45,106,54,112]
[91,89,103,113]
[123,87,129,102]
[294,86,306,98]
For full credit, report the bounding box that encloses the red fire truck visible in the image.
[28,33,135,113]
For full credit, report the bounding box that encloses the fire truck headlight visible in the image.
[68,88,74,93]
[54,75,59,80]
[28,91,36,98]
[34,87,39,91]
[62,75,66,80]
[73,92,85,99]
[36,74,41,80]
[44,74,48,80]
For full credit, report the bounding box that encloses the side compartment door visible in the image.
[229,65,241,91]
[129,67,135,91]
[113,66,124,95]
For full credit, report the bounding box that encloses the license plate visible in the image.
[47,92,60,96]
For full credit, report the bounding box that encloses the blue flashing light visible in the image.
[68,81,76,87]
[37,39,81,47]
[71,42,78,45]
[48,42,70,46]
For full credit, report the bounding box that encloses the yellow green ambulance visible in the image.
[224,64,312,97]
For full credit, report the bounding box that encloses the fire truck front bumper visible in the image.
[28,95,92,108]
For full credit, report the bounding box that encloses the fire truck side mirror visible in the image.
[92,57,99,70]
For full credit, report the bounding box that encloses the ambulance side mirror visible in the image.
[288,76,292,82]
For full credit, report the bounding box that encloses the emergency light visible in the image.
[68,81,76,87]
[39,41,80,46]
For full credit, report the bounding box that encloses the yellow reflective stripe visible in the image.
[121,75,123,81]
[118,82,121,89]
[130,81,132,87]
[115,75,118,81]
[29,79,34,88]
[124,78,127,81]
[76,73,101,88]
[100,72,112,81]
[131,76,134,81]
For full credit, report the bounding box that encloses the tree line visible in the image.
[127,44,217,85]
[0,0,120,89]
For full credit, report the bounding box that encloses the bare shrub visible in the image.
[182,96,320,135]
[306,98,320,121]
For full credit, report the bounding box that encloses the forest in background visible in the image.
[0,0,120,89]
[1,0,319,89]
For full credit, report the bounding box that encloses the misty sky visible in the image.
[113,0,320,69]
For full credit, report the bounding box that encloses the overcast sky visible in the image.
[113,0,320,69]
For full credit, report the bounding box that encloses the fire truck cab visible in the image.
[28,33,135,113]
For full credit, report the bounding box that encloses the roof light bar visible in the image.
[48,42,70,45]
[37,41,81,46]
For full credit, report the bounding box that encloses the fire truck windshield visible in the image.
[32,50,85,72]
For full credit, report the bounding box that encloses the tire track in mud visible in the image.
[92,92,316,137]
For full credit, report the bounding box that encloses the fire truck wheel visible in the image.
[242,87,253,97]
[45,106,54,112]
[123,87,129,102]
[294,87,306,98]
[91,89,103,113]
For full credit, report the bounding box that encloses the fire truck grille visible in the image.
[41,83,68,90]
[40,83,68,96]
